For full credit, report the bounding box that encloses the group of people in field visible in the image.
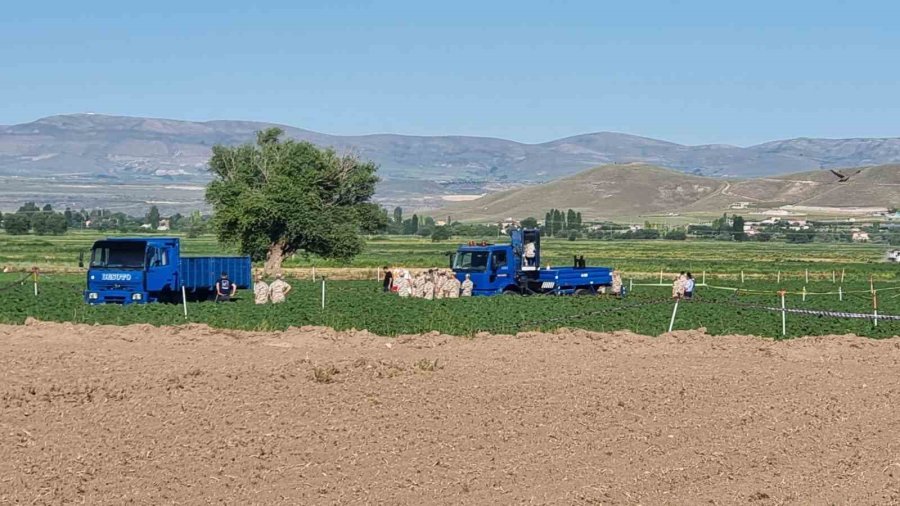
[672,271,695,300]
[253,273,293,304]
[383,267,474,299]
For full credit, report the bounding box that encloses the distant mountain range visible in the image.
[430,164,900,222]
[3,114,900,185]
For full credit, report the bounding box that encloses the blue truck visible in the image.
[451,228,614,296]
[82,237,252,304]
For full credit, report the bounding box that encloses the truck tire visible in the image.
[574,288,593,296]
[502,287,521,296]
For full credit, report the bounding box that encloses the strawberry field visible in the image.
[1,273,897,338]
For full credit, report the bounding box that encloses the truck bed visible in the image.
[534,266,612,288]
[180,257,252,290]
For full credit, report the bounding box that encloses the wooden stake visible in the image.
[841,268,845,283]
[838,286,843,302]
[802,286,806,302]
[702,270,706,285]
[321,279,326,309]
[659,269,663,285]
[832,270,835,283]
[741,270,745,284]
[805,269,809,284]
[777,271,781,283]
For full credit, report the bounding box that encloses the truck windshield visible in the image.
[90,242,146,269]
[453,251,489,271]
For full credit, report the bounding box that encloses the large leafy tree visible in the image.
[206,128,384,274]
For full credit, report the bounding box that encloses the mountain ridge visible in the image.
[428,163,900,222]
[4,114,900,186]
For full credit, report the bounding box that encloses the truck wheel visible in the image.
[502,287,520,296]
[574,288,593,296]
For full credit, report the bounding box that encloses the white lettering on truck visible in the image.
[101,273,133,281]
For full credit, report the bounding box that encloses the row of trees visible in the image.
[1,203,68,235]
[0,202,211,236]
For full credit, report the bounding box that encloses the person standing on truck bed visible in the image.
[254,274,270,305]
[524,241,536,267]
[215,272,237,302]
[269,273,293,304]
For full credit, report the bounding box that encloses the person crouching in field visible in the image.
[254,274,270,305]
[269,273,293,303]
[215,272,237,302]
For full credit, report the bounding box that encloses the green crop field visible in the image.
[1,273,897,339]
[0,231,896,279]
[2,231,897,338]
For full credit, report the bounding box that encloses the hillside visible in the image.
[5,114,900,186]
[430,164,900,221]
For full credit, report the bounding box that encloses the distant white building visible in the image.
[729,201,751,209]
[498,218,520,233]
[852,231,870,242]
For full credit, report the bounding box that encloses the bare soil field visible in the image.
[2,322,900,505]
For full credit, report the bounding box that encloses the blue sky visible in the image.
[2,0,898,145]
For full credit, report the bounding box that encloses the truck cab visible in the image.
[451,228,613,296]
[84,237,180,304]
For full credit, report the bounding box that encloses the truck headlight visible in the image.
[88,293,99,300]
[132,293,143,301]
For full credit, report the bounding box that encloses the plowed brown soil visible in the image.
[2,321,900,505]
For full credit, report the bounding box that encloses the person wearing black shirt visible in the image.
[215,271,237,302]
[382,266,393,293]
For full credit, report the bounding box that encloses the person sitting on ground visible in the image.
[461,273,474,297]
[253,274,270,305]
[269,273,293,304]
[683,272,695,300]
[215,271,237,302]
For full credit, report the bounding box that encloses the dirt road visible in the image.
[2,322,900,504]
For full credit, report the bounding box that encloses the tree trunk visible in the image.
[264,241,287,276]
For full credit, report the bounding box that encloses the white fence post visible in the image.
[182,285,188,319]
[780,291,786,337]
[838,286,843,302]
[321,278,326,310]
[668,299,680,333]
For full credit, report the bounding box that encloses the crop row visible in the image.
[1,274,897,339]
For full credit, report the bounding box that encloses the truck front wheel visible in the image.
[574,288,593,296]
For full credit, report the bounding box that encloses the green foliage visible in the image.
[3,213,31,235]
[664,230,687,240]
[521,217,539,229]
[205,128,380,267]
[31,212,68,235]
[1,274,896,339]
[431,226,451,242]
[146,205,160,230]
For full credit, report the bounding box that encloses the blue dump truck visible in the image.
[82,237,252,304]
[451,228,613,296]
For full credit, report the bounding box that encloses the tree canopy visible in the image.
[205,128,384,273]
